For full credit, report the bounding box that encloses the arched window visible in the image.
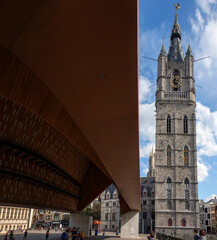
[167,177,172,199]
[143,191,147,197]
[167,200,172,210]
[184,178,190,199]
[168,218,172,226]
[185,201,190,210]
[167,146,171,165]
[167,115,171,134]
[182,219,186,227]
[106,191,110,199]
[184,115,188,134]
[184,146,189,166]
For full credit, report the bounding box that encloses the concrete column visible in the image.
[69,213,92,237]
[121,211,139,238]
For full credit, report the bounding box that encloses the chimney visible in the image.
[215,196,216,200]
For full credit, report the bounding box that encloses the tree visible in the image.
[212,220,217,233]
[82,203,101,221]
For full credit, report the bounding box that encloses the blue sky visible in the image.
[139,0,217,202]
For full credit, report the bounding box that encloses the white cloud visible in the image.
[140,142,155,158]
[190,0,217,96]
[139,76,152,103]
[196,0,217,15]
[204,193,217,202]
[139,102,155,143]
[140,162,149,175]
[197,159,209,182]
[196,102,217,157]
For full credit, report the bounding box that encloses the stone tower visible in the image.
[147,147,155,177]
[155,7,199,235]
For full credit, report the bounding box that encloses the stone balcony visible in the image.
[164,91,187,100]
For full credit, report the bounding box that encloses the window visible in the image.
[184,146,189,166]
[167,177,172,199]
[113,202,116,207]
[105,225,107,229]
[182,219,186,227]
[184,115,188,134]
[167,200,172,210]
[2,208,6,219]
[184,178,190,199]
[143,201,147,205]
[151,201,155,205]
[167,115,171,133]
[106,192,110,199]
[207,214,210,219]
[113,193,117,199]
[105,213,108,221]
[106,203,109,207]
[168,218,172,226]
[143,192,147,197]
[151,192,155,197]
[6,209,10,219]
[143,212,146,219]
[10,209,14,219]
[167,146,171,165]
[151,212,155,219]
[112,213,116,221]
[205,208,207,213]
[185,201,190,210]
[112,225,115,229]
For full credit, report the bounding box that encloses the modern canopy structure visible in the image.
[0,0,140,220]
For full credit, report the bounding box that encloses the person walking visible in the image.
[45,230,50,240]
[147,231,154,240]
[199,229,207,240]
[116,228,119,237]
[61,231,67,240]
[194,229,200,240]
[9,230,14,240]
[4,232,8,240]
[23,229,28,240]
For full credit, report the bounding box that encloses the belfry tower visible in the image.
[155,5,199,234]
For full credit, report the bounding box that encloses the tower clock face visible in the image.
[170,72,182,88]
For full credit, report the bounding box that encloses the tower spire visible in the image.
[167,3,184,62]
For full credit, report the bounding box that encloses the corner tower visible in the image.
[155,5,199,234]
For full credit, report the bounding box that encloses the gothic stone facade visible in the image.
[154,11,199,234]
[100,184,120,232]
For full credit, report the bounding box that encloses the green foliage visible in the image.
[82,203,101,220]
[212,220,217,231]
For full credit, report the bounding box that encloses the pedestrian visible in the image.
[102,228,105,236]
[147,231,154,240]
[4,232,8,240]
[45,230,49,240]
[199,229,207,240]
[23,229,28,240]
[9,230,14,240]
[171,230,174,236]
[194,229,199,240]
[61,231,68,240]
[95,227,98,236]
[80,231,85,239]
[72,227,78,240]
[116,228,118,237]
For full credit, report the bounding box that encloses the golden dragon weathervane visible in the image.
[174,3,180,11]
